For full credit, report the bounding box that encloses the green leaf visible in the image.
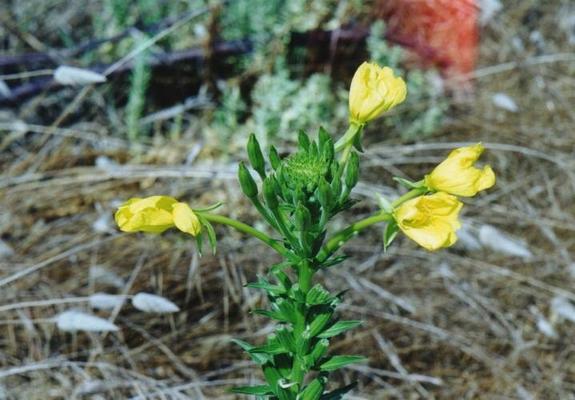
[275,327,296,353]
[376,193,393,213]
[250,340,287,355]
[231,339,270,364]
[383,220,399,252]
[246,277,285,296]
[299,377,326,400]
[203,220,217,255]
[318,321,362,338]
[319,382,357,400]
[253,308,288,323]
[393,177,424,189]
[230,385,273,396]
[318,355,366,372]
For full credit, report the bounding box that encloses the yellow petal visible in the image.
[119,208,174,233]
[172,202,201,236]
[349,62,406,124]
[424,144,496,197]
[394,193,462,251]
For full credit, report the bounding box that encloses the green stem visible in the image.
[335,123,362,165]
[391,186,427,208]
[318,212,392,261]
[318,187,427,261]
[200,213,289,256]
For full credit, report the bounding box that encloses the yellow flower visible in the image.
[424,143,496,197]
[115,195,201,236]
[349,62,407,124]
[394,192,463,251]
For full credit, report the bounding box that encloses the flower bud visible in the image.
[247,133,266,178]
[345,152,360,189]
[268,145,281,170]
[263,176,279,210]
[238,162,258,198]
[349,62,407,124]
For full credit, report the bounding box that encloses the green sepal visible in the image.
[319,382,357,400]
[238,161,258,198]
[230,385,273,396]
[269,145,282,170]
[393,177,424,190]
[318,355,366,372]
[299,377,326,400]
[318,320,362,338]
[203,219,217,255]
[231,339,270,364]
[248,133,266,178]
[383,220,400,252]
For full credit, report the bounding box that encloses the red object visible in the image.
[377,0,479,77]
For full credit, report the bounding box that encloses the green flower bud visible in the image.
[247,133,266,178]
[298,130,310,152]
[238,162,258,198]
[345,151,360,189]
[263,176,279,210]
[294,204,311,231]
[268,145,281,170]
[317,177,333,211]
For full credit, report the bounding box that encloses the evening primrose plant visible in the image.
[115,62,495,398]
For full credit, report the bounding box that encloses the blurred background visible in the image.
[1,0,575,398]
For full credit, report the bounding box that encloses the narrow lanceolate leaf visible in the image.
[318,321,362,338]
[383,220,400,252]
[299,377,326,400]
[393,176,423,189]
[53,66,106,86]
[231,339,270,364]
[230,385,273,396]
[55,310,119,332]
[318,355,366,372]
[306,285,333,305]
[319,382,357,400]
[131,293,180,313]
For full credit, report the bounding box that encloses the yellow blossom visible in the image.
[115,195,201,236]
[348,62,407,124]
[424,143,496,197]
[394,192,463,251]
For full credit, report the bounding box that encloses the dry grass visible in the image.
[1,0,575,399]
